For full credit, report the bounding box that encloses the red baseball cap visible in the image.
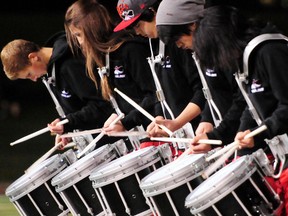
[114,0,157,32]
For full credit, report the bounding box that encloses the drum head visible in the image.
[89,146,160,187]
[140,154,208,196]
[6,154,67,201]
[185,155,256,212]
[51,144,116,191]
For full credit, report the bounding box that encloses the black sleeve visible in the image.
[61,58,114,132]
[207,80,246,145]
[119,41,158,130]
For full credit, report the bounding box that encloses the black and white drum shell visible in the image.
[6,154,67,201]
[51,144,117,192]
[185,155,282,215]
[89,146,162,216]
[5,154,68,215]
[89,146,161,187]
[140,153,209,196]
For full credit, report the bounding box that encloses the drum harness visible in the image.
[146,39,196,155]
[97,52,143,152]
[235,33,288,178]
[192,52,223,128]
[42,64,94,159]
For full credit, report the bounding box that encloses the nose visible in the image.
[175,41,182,49]
[31,76,38,82]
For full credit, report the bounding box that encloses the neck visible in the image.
[40,47,53,64]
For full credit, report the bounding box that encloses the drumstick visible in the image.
[150,137,222,145]
[107,131,149,137]
[114,88,173,137]
[76,113,124,158]
[202,125,268,178]
[60,128,102,138]
[10,119,69,146]
[26,139,64,173]
[202,143,239,179]
[206,125,267,162]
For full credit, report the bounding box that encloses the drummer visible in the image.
[156,0,288,213]
[64,0,159,141]
[113,0,206,142]
[0,32,118,148]
[140,0,252,156]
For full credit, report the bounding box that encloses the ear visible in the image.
[190,23,197,32]
[28,53,39,63]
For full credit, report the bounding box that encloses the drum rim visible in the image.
[140,154,208,196]
[185,155,256,213]
[89,146,160,186]
[51,145,114,187]
[5,154,67,200]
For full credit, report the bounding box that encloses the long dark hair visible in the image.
[194,6,273,72]
[193,6,248,72]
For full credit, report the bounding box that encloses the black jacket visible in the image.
[108,36,159,130]
[44,32,114,133]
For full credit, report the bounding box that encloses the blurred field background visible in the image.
[0,0,287,215]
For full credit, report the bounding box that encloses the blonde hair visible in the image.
[1,39,40,80]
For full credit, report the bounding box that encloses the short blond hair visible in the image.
[1,39,40,80]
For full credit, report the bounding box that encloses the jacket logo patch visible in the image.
[205,68,217,77]
[251,79,264,93]
[114,65,125,78]
[162,56,171,69]
[61,90,72,98]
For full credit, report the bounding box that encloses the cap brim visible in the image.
[113,15,141,32]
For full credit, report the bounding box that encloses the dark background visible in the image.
[0,0,288,191]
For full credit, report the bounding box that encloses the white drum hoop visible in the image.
[51,144,117,192]
[140,153,209,197]
[185,154,282,215]
[6,154,68,201]
[89,146,161,187]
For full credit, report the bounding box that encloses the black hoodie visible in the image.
[44,32,114,137]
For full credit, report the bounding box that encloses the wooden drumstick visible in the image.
[60,128,102,138]
[10,119,69,146]
[114,88,173,137]
[203,125,268,178]
[150,137,222,145]
[76,113,125,158]
[26,139,63,173]
[107,131,149,137]
[206,125,267,162]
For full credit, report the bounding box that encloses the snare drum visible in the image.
[185,155,283,216]
[89,146,162,216]
[51,144,117,216]
[140,154,211,216]
[5,154,69,216]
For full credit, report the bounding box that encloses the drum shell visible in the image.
[51,144,117,215]
[5,154,69,216]
[140,154,210,216]
[185,155,283,216]
[90,146,162,215]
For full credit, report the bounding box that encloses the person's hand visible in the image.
[48,118,64,135]
[147,116,180,137]
[55,135,70,150]
[188,133,212,154]
[195,122,214,136]
[103,113,125,133]
[235,130,254,149]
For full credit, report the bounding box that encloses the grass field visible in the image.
[0,195,19,216]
